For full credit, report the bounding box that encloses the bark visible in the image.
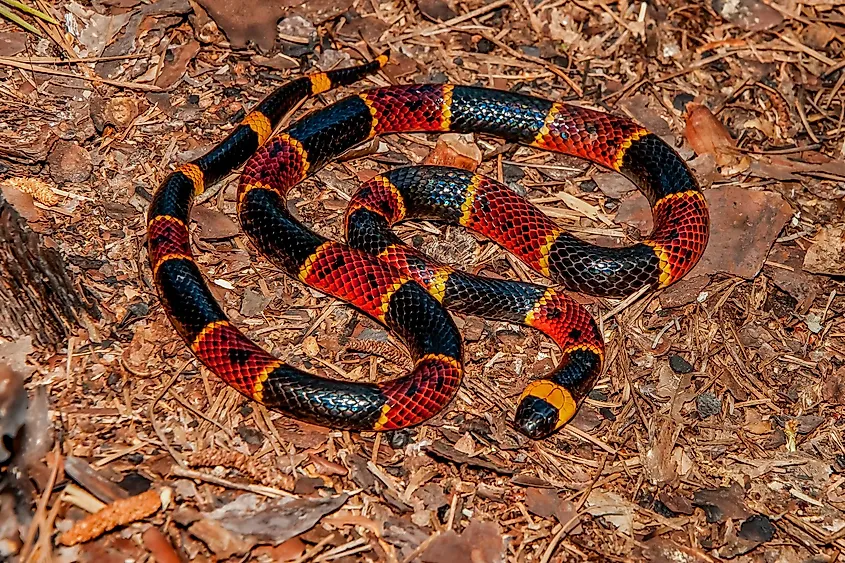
[0,190,96,349]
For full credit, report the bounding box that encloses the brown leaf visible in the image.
[382,50,419,81]
[424,134,482,171]
[593,172,634,199]
[0,32,26,57]
[452,432,477,456]
[525,487,558,518]
[571,405,603,432]
[417,0,456,21]
[253,537,307,562]
[309,454,348,477]
[525,488,583,531]
[803,225,845,276]
[421,520,505,563]
[693,481,752,523]
[658,274,711,309]
[425,441,514,475]
[189,518,255,558]
[764,244,819,303]
[206,492,348,543]
[658,490,694,515]
[684,104,737,166]
[823,367,845,405]
[642,537,715,563]
[194,0,293,52]
[155,40,201,89]
[192,205,240,240]
[802,23,836,50]
[142,527,182,563]
[619,94,673,139]
[616,186,793,281]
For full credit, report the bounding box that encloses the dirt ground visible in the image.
[2,0,845,561]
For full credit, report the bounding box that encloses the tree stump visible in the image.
[0,190,96,350]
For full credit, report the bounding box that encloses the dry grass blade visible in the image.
[0,0,56,35]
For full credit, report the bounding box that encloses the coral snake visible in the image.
[147,54,708,440]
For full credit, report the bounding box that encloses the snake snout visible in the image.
[514,395,560,440]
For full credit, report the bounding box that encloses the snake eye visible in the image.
[514,395,559,440]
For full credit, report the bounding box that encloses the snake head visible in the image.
[514,380,578,440]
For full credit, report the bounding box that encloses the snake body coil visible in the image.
[147,56,708,439]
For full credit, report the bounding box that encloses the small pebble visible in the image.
[588,389,608,401]
[738,514,775,542]
[579,179,598,192]
[277,15,316,41]
[696,391,721,418]
[429,72,448,84]
[119,471,152,495]
[502,164,525,185]
[237,425,264,446]
[387,429,412,449]
[796,414,824,434]
[669,354,694,374]
[599,407,616,421]
[474,38,494,53]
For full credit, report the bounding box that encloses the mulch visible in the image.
[2,0,845,561]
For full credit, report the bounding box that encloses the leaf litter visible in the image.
[3,0,845,561]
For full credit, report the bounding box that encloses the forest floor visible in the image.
[2,0,845,561]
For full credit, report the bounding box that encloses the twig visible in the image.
[0,54,148,64]
[20,447,62,562]
[149,362,190,468]
[386,0,510,43]
[170,467,294,498]
[0,58,163,91]
[600,285,650,323]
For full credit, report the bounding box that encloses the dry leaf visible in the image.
[193,205,239,241]
[421,520,505,563]
[424,134,482,171]
[803,225,845,276]
[684,103,737,166]
[453,432,477,456]
[585,491,635,536]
